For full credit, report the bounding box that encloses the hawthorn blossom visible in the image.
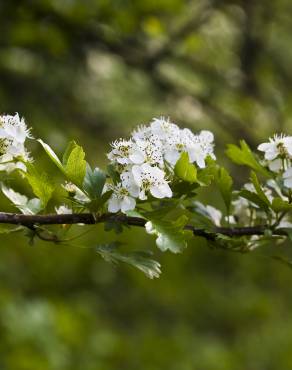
[134,135,164,167]
[258,134,292,161]
[149,117,180,140]
[131,125,153,141]
[131,163,172,200]
[0,113,32,172]
[164,127,215,168]
[108,183,138,213]
[106,116,215,213]
[107,139,144,165]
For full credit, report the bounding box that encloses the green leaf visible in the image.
[88,190,112,211]
[25,163,54,208]
[97,243,161,279]
[174,152,197,183]
[216,167,233,213]
[197,157,217,186]
[250,171,271,208]
[226,140,270,177]
[172,181,198,197]
[64,145,86,187]
[239,189,270,212]
[272,197,292,212]
[107,164,120,184]
[38,139,64,172]
[83,164,106,200]
[145,215,192,253]
[39,139,86,187]
[62,140,78,165]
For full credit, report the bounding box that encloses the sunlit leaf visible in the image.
[25,163,54,208]
[64,145,86,187]
[226,140,270,177]
[38,139,63,172]
[174,152,197,183]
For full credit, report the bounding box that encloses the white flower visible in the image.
[187,130,215,168]
[106,116,216,212]
[258,134,292,161]
[131,125,153,141]
[107,139,144,165]
[131,163,172,200]
[283,167,292,188]
[150,117,180,140]
[164,127,215,168]
[134,135,164,167]
[56,205,72,214]
[108,183,137,213]
[0,113,32,172]
[199,130,214,143]
[0,113,32,143]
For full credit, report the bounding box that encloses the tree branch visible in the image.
[0,212,285,240]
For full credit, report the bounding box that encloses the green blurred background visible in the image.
[1,1,292,369]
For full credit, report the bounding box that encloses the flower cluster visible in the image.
[0,113,31,172]
[107,117,215,213]
[258,134,292,188]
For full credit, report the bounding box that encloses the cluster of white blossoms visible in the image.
[258,134,292,188]
[0,113,31,172]
[107,117,215,213]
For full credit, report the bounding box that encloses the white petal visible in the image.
[265,149,278,161]
[131,165,143,186]
[150,183,172,199]
[257,142,270,151]
[150,186,165,198]
[196,156,206,168]
[121,196,136,213]
[129,150,145,164]
[139,190,147,200]
[149,166,165,180]
[108,196,121,213]
[117,157,129,165]
[268,158,282,172]
[128,184,139,197]
[200,130,214,143]
[165,149,180,165]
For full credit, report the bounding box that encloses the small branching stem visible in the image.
[0,212,286,241]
